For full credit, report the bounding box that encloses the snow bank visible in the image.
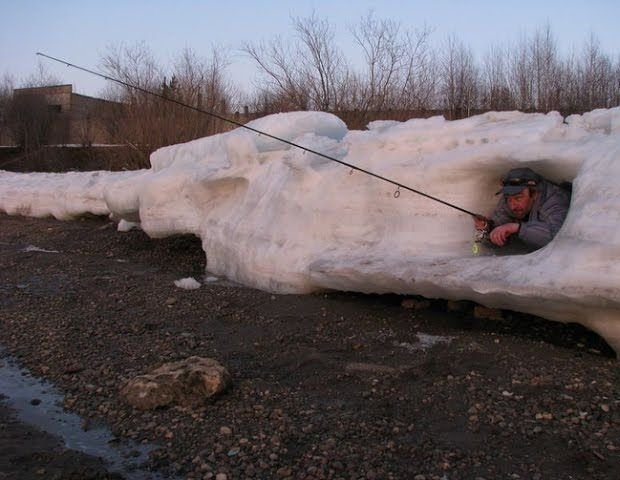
[1,108,620,353]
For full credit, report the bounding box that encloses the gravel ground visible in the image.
[0,213,618,480]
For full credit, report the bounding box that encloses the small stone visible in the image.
[401,298,431,310]
[30,398,41,406]
[165,297,177,306]
[276,467,292,477]
[414,475,426,480]
[215,474,227,480]
[227,447,240,457]
[63,364,84,374]
[219,426,232,435]
[535,412,553,421]
[600,404,610,412]
[446,300,468,312]
[473,305,503,320]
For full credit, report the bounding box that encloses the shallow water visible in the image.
[0,349,169,480]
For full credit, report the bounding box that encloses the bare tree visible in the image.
[556,51,581,114]
[242,36,308,111]
[243,12,346,112]
[165,47,237,141]
[481,45,513,110]
[352,12,404,111]
[99,43,235,167]
[614,54,620,108]
[399,25,436,111]
[577,33,615,111]
[0,73,16,142]
[7,92,54,151]
[293,13,346,110]
[20,60,62,88]
[3,63,63,151]
[172,46,236,111]
[530,23,559,111]
[439,35,479,118]
[100,42,162,103]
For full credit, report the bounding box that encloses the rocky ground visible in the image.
[0,212,618,480]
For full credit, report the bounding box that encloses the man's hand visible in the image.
[473,215,488,230]
[489,223,520,246]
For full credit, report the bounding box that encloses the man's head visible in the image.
[498,167,541,219]
[505,188,537,219]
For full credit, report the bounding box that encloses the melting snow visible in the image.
[174,277,201,290]
[1,109,620,353]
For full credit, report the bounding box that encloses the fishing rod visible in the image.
[37,51,484,219]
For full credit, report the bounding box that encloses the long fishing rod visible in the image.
[37,52,484,219]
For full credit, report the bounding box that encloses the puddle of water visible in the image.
[0,350,169,480]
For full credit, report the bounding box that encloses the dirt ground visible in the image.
[0,212,618,480]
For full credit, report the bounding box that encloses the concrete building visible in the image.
[2,84,121,146]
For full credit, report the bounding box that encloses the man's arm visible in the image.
[518,190,570,249]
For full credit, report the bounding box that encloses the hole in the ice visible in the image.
[474,167,574,256]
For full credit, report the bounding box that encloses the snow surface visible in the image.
[174,277,201,290]
[1,109,620,353]
[23,245,60,254]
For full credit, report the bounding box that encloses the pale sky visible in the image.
[1,0,619,97]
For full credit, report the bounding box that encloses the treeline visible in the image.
[242,14,619,119]
[1,13,619,168]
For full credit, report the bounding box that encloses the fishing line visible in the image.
[37,52,483,219]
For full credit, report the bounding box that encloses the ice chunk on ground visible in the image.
[23,245,60,253]
[174,277,201,290]
[1,108,620,354]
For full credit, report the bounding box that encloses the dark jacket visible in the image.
[490,181,571,251]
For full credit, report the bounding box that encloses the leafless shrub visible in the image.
[20,60,62,88]
[438,35,479,119]
[99,43,236,168]
[242,12,347,112]
[7,93,54,151]
[2,63,62,150]
[0,72,16,144]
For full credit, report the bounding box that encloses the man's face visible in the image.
[506,188,536,219]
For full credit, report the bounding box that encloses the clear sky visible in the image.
[1,0,619,97]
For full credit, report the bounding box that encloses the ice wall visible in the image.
[1,109,619,353]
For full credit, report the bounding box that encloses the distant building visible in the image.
[4,84,121,146]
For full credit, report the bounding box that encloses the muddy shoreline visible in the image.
[0,213,618,479]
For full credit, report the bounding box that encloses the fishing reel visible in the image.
[474,227,489,242]
[472,219,491,255]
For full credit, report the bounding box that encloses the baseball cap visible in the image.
[496,167,541,195]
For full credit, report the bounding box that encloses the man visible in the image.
[474,167,571,251]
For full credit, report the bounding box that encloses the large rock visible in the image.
[119,356,231,410]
